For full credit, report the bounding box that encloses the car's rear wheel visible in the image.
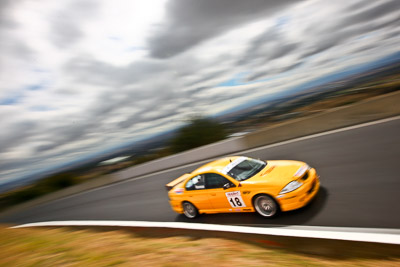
[253,194,279,217]
[182,201,198,219]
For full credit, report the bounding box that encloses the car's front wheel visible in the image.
[253,194,279,218]
[182,201,198,219]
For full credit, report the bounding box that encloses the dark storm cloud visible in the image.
[202,90,251,106]
[301,12,400,58]
[1,140,99,174]
[49,0,99,48]
[187,86,211,95]
[65,66,186,130]
[0,120,37,153]
[0,158,36,173]
[303,0,400,52]
[0,0,34,63]
[33,120,98,153]
[246,71,267,82]
[35,143,60,153]
[3,38,34,61]
[246,61,302,81]
[0,0,19,28]
[236,0,400,80]
[184,70,228,88]
[386,28,400,39]
[63,56,166,86]
[237,28,299,65]
[115,82,202,130]
[338,0,400,29]
[62,53,194,131]
[237,28,278,65]
[117,114,139,129]
[148,0,301,58]
[117,108,178,129]
[50,19,83,48]
[343,0,372,12]
[0,36,35,71]
[10,41,33,59]
[87,91,136,119]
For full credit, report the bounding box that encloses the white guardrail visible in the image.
[12,220,400,245]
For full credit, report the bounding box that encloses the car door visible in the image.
[184,174,213,211]
[204,173,246,211]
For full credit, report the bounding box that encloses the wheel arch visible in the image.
[182,200,197,208]
[181,200,199,218]
[251,193,281,211]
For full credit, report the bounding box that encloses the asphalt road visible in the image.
[1,117,400,228]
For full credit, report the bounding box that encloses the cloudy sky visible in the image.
[0,0,399,185]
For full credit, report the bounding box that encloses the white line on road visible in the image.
[244,115,400,153]
[11,220,400,245]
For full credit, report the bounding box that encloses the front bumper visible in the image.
[277,169,320,212]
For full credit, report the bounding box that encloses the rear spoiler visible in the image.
[166,173,191,191]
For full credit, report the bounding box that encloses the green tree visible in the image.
[170,117,227,153]
[36,173,78,191]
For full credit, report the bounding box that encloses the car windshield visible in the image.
[227,159,267,181]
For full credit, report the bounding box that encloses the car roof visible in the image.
[191,156,242,175]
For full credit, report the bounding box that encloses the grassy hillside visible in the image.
[1,226,399,266]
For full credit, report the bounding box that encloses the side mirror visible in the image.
[223,183,235,190]
[223,183,230,190]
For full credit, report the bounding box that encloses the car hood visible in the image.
[242,160,307,187]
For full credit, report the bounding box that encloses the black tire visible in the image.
[182,201,198,219]
[253,194,279,218]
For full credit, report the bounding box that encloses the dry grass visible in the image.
[1,226,399,267]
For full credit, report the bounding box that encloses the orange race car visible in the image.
[166,156,320,218]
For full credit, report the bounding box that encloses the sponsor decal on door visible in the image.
[225,191,246,208]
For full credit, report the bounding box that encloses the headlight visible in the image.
[279,181,303,194]
[294,164,309,178]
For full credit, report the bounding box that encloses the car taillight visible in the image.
[174,188,184,194]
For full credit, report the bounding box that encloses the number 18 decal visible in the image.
[225,191,246,208]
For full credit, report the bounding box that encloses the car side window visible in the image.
[204,173,233,189]
[185,175,206,190]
